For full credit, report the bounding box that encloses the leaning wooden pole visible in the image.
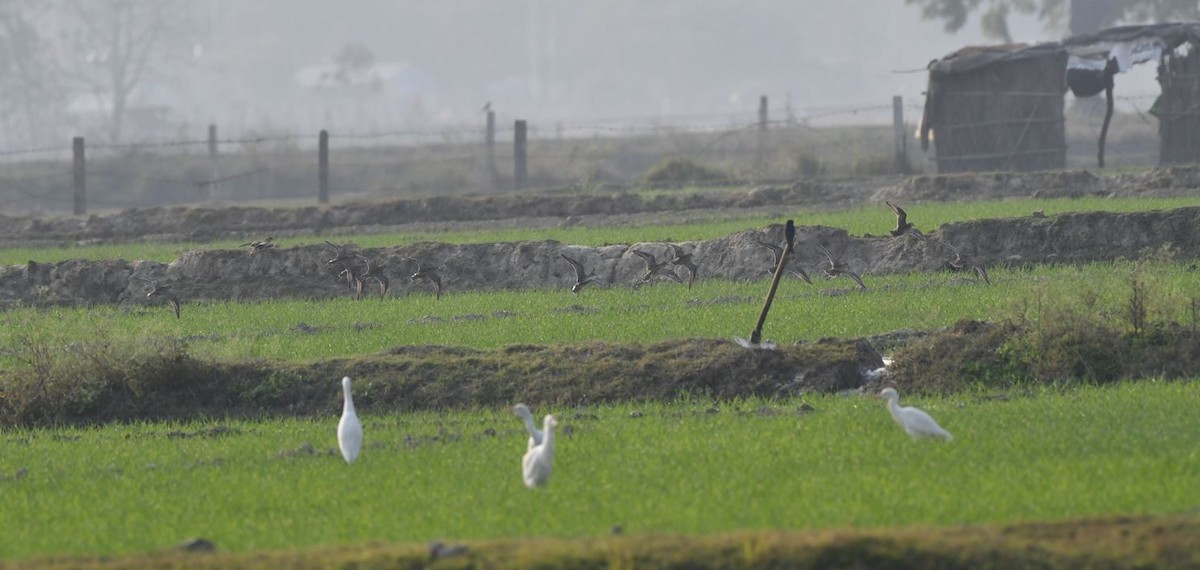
[749,219,795,345]
[1098,57,1117,169]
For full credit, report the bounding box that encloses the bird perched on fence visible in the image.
[630,248,682,287]
[816,244,866,289]
[886,201,924,239]
[511,403,544,451]
[403,257,443,299]
[338,376,363,463]
[560,253,603,293]
[133,277,181,318]
[940,241,990,285]
[757,239,811,283]
[879,387,952,440]
[666,243,699,289]
[240,236,276,255]
[522,414,558,488]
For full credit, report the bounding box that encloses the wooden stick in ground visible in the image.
[749,220,795,345]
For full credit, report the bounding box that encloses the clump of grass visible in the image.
[644,158,730,185]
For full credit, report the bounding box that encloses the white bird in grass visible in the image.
[879,387,952,440]
[338,376,363,463]
[511,403,544,450]
[522,414,558,488]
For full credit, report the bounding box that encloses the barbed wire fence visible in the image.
[0,93,1162,215]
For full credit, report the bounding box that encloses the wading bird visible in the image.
[886,201,924,239]
[756,239,811,283]
[338,376,363,463]
[816,244,866,289]
[879,387,952,440]
[940,241,990,285]
[134,277,181,318]
[356,256,389,301]
[240,236,276,255]
[403,257,443,299]
[522,414,558,488]
[325,241,359,267]
[338,266,365,298]
[560,253,603,293]
[630,248,682,287]
[511,403,544,450]
[666,243,699,289]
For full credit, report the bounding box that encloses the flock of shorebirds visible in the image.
[129,201,989,319]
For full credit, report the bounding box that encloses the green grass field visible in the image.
[3,258,1197,365]
[0,382,1195,561]
[3,195,1197,266]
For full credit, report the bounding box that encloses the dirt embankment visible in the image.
[2,206,1199,309]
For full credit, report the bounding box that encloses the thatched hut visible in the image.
[920,43,1068,173]
[1062,23,1200,166]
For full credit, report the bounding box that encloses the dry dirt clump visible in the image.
[5,207,1200,309]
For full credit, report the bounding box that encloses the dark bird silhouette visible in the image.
[666,243,699,288]
[940,241,990,285]
[324,241,359,266]
[756,239,811,283]
[886,201,924,239]
[356,255,390,301]
[816,244,866,289]
[560,253,603,293]
[403,257,442,299]
[134,277,181,318]
[785,219,796,251]
[630,248,682,287]
[240,236,276,255]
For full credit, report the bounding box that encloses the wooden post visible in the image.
[756,96,768,168]
[892,95,910,174]
[207,124,219,201]
[318,130,329,203]
[514,119,527,190]
[749,219,794,345]
[1098,58,1117,169]
[486,110,498,190]
[72,137,85,215]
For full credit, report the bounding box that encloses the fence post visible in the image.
[318,129,329,204]
[514,120,527,190]
[892,95,910,174]
[72,136,85,215]
[756,96,769,168]
[486,110,498,190]
[207,124,220,201]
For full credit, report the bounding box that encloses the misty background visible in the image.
[0,0,1078,150]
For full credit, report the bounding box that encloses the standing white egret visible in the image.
[511,403,544,450]
[879,387,952,440]
[338,376,363,463]
[522,415,558,488]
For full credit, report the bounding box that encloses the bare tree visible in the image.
[906,0,1200,41]
[0,3,65,148]
[57,0,197,144]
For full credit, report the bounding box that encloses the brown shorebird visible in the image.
[630,248,682,287]
[338,266,366,299]
[666,243,699,289]
[886,201,924,239]
[756,239,811,283]
[325,241,360,266]
[134,277,180,318]
[940,241,990,285]
[403,257,442,299]
[816,244,866,289]
[560,253,603,293]
[240,236,276,255]
[356,256,390,301]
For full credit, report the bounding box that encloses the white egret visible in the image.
[338,376,363,463]
[879,387,952,440]
[511,403,544,450]
[522,414,558,488]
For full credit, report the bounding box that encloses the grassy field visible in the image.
[0,382,1195,561]
[2,195,1198,266]
[3,258,1197,365]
